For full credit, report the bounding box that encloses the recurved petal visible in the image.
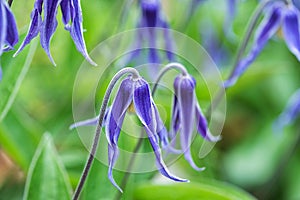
[3,2,18,51]
[68,0,97,66]
[282,6,300,61]
[224,2,283,87]
[195,104,221,142]
[40,0,61,65]
[144,126,188,182]
[14,4,42,57]
[108,144,123,192]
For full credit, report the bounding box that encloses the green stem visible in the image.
[72,68,140,200]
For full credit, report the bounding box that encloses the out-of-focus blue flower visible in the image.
[14,0,96,66]
[124,0,175,67]
[0,0,19,80]
[170,74,221,171]
[274,89,300,132]
[225,1,300,87]
[71,76,187,192]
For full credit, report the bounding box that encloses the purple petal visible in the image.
[170,95,180,138]
[60,0,72,27]
[195,105,221,142]
[140,0,159,27]
[14,1,43,57]
[161,21,175,61]
[177,76,204,171]
[40,0,61,65]
[133,78,187,182]
[106,77,134,145]
[282,6,300,61]
[108,144,122,192]
[68,0,97,66]
[105,78,134,191]
[224,2,283,87]
[133,78,154,127]
[144,126,188,182]
[152,102,169,147]
[293,0,300,11]
[274,89,300,132]
[3,3,18,51]
[69,116,99,129]
[0,2,7,56]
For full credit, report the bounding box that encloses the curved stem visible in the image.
[206,0,273,119]
[72,67,140,200]
[152,62,188,96]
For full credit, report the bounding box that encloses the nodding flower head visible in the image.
[274,89,300,133]
[0,0,19,80]
[71,75,188,192]
[170,74,221,171]
[14,0,96,66]
[106,76,188,192]
[225,1,300,87]
[122,0,175,68]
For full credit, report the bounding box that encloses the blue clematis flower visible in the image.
[170,74,221,170]
[0,0,19,80]
[14,0,96,66]
[274,89,300,132]
[123,0,175,68]
[225,1,300,87]
[106,76,188,191]
[71,76,187,192]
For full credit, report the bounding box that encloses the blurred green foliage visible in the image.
[0,0,299,200]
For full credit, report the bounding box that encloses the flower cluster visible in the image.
[14,0,96,66]
[72,64,220,191]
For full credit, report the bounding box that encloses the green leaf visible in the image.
[133,181,256,200]
[0,39,38,120]
[23,133,72,200]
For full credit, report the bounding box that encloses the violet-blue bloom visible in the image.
[106,76,187,192]
[124,0,175,67]
[71,76,187,192]
[170,74,221,171]
[0,0,19,80]
[224,1,300,87]
[14,0,96,66]
[274,89,300,132]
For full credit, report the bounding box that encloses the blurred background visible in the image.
[0,0,300,199]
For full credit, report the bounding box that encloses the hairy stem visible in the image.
[72,68,140,200]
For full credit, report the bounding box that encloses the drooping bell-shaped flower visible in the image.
[14,0,96,66]
[0,0,19,80]
[123,0,175,68]
[71,76,187,192]
[225,1,300,87]
[170,74,221,170]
